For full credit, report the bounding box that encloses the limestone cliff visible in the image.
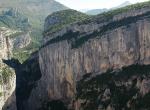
[24,4,150,110]
[0,27,17,110]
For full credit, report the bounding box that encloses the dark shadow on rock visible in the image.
[3,54,42,110]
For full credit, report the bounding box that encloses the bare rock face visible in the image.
[0,27,16,110]
[23,7,150,110]
[12,32,31,49]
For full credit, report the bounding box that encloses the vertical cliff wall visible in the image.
[23,7,150,110]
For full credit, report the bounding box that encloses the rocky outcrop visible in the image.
[0,27,16,110]
[23,6,150,110]
[12,32,31,49]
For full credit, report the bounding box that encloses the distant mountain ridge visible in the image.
[112,1,131,9]
[85,1,131,15]
[86,8,108,15]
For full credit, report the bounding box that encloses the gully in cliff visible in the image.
[3,59,26,110]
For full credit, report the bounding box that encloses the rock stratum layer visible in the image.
[24,5,150,110]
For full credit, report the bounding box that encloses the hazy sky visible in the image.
[55,0,149,10]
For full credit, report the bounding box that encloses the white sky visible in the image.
[55,0,149,10]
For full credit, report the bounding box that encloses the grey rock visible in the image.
[12,32,31,49]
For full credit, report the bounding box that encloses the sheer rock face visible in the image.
[0,29,16,110]
[26,11,150,110]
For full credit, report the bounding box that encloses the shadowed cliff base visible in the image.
[2,56,41,110]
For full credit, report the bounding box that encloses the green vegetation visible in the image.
[13,41,39,63]
[0,66,14,84]
[44,9,89,34]
[0,8,40,63]
[13,50,31,64]
[0,0,68,60]
[0,92,2,97]
[8,31,24,39]
[0,9,30,31]
[0,9,35,63]
[76,64,150,110]
[0,0,67,43]
[0,0,67,27]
